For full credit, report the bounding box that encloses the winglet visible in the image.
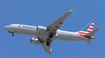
[68,6,74,12]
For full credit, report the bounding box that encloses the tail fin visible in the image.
[78,22,95,36]
[82,22,95,33]
[85,28,100,45]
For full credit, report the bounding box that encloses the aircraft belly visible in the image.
[55,32,84,41]
[55,33,73,40]
[55,35,84,41]
[21,29,37,36]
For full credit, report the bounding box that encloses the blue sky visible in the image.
[0,0,105,58]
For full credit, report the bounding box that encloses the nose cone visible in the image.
[4,25,9,30]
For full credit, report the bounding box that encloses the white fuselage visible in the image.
[4,24,86,41]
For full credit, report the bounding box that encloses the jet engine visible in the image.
[37,26,47,33]
[30,38,41,44]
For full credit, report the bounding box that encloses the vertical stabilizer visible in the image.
[82,22,95,33]
[78,22,95,36]
[86,22,95,33]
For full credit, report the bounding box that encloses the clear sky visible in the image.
[1,0,105,58]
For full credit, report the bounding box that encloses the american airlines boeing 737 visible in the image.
[4,7,99,55]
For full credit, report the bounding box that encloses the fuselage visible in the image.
[3,7,98,54]
[4,24,86,41]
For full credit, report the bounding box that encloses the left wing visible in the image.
[42,41,51,55]
[47,7,74,31]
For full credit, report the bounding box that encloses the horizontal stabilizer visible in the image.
[86,39,91,45]
[85,28,99,45]
[86,28,100,37]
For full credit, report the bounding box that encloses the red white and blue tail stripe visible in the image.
[77,22,95,36]
[77,22,99,45]
[86,22,94,33]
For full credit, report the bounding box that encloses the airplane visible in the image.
[4,7,99,55]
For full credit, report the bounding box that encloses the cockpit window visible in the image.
[8,24,14,26]
[9,24,12,26]
[8,24,11,26]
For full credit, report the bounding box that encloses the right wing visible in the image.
[47,7,74,31]
[39,7,74,55]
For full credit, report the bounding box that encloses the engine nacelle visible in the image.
[37,26,47,33]
[30,38,41,44]
[91,36,95,39]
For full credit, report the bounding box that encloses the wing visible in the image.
[39,7,74,55]
[42,41,51,55]
[47,7,74,31]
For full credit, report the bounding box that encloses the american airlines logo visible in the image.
[21,25,36,29]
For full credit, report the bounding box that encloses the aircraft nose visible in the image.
[4,25,9,30]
